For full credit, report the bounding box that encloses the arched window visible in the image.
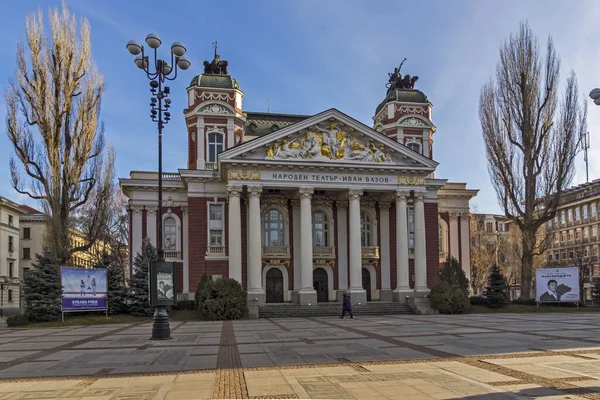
[164,217,177,250]
[439,224,443,251]
[361,212,372,246]
[407,142,421,153]
[263,209,284,246]
[208,132,224,162]
[312,211,328,247]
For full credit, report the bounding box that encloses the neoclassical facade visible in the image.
[120,52,478,306]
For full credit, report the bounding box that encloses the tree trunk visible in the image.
[520,229,536,300]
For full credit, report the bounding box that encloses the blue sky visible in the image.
[1,0,600,214]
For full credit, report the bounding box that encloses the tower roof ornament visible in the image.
[386,58,418,92]
[203,41,229,75]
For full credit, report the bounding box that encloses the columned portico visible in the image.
[227,184,243,283]
[379,201,392,301]
[247,185,265,304]
[394,190,411,301]
[297,187,317,305]
[336,200,349,301]
[413,190,429,293]
[347,189,367,305]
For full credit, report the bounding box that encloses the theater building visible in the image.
[119,52,478,308]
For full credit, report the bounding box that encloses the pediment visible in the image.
[219,108,438,170]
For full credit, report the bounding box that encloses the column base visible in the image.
[414,287,431,296]
[296,290,317,305]
[247,291,266,306]
[346,288,367,305]
[336,290,348,302]
[380,289,393,302]
[393,288,414,303]
[407,296,438,315]
[291,290,298,304]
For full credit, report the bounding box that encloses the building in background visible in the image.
[120,51,478,309]
[545,178,600,300]
[0,197,24,316]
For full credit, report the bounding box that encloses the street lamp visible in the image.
[126,34,191,340]
[590,88,600,105]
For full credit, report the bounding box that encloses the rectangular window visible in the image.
[584,227,589,239]
[9,262,13,278]
[208,203,224,249]
[568,209,573,222]
[575,207,581,221]
[408,208,414,224]
[561,210,566,224]
[8,290,13,302]
[554,215,559,225]
[569,251,574,259]
[23,248,30,260]
[8,215,13,226]
[23,227,30,239]
[554,233,559,244]
[561,252,567,260]
[555,253,560,261]
[486,222,493,233]
[568,230,574,241]
[594,246,599,257]
[576,229,582,240]
[547,254,553,262]
[592,203,597,217]
[209,204,223,220]
[209,230,223,245]
[498,222,505,232]
[409,232,414,249]
[561,231,567,243]
[8,236,13,252]
[594,225,599,238]
[583,205,589,219]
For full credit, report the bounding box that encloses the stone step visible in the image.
[258,303,412,318]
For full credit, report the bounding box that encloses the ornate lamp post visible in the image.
[126,34,191,340]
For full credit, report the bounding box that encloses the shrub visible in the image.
[484,265,509,309]
[7,314,29,327]
[512,298,536,306]
[174,300,196,310]
[93,251,127,315]
[198,278,247,320]
[429,281,470,314]
[128,239,157,316]
[469,296,487,306]
[23,250,62,322]
[194,274,211,306]
[440,256,470,292]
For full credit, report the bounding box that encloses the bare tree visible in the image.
[5,2,111,262]
[479,22,587,299]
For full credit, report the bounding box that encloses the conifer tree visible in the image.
[440,256,470,293]
[128,239,156,316]
[23,250,62,322]
[93,251,126,315]
[484,264,509,309]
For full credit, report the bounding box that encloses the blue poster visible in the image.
[61,267,108,310]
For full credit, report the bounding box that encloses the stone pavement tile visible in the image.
[89,376,138,389]
[0,341,67,351]
[245,370,284,379]
[438,364,519,383]
[164,389,213,400]
[247,383,294,397]
[0,350,39,362]
[313,366,357,375]
[569,379,600,392]
[240,353,275,367]
[174,372,215,382]
[181,354,217,370]
[279,367,321,378]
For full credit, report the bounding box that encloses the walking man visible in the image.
[341,294,354,319]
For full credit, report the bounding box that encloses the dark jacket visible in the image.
[343,296,352,310]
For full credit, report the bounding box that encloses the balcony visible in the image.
[165,251,182,260]
[262,245,291,259]
[206,245,226,257]
[313,246,336,259]
[439,251,448,262]
[361,246,380,259]
[205,162,218,170]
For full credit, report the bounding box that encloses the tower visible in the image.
[372,60,436,160]
[184,45,246,170]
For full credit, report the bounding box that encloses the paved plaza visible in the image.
[1,314,600,398]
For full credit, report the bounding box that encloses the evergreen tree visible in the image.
[440,256,470,293]
[128,239,157,316]
[23,250,62,322]
[484,264,509,309]
[93,251,127,315]
[591,278,600,303]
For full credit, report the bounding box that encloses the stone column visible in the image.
[414,190,429,293]
[146,209,157,247]
[379,201,392,301]
[336,201,349,301]
[196,118,205,170]
[182,206,189,295]
[291,199,301,303]
[227,184,243,284]
[347,189,367,305]
[460,212,471,284]
[298,187,317,305]
[247,185,265,304]
[131,206,143,265]
[393,190,412,302]
[449,212,460,262]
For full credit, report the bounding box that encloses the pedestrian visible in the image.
[341,294,354,319]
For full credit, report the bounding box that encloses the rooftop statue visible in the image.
[386,58,418,92]
[203,41,229,75]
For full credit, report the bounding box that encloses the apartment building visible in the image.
[0,197,24,316]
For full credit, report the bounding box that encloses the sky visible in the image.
[1,0,600,215]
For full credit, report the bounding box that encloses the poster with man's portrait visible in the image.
[535,267,579,303]
[157,272,174,300]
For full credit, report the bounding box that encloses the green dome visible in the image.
[189,74,240,90]
[375,89,429,114]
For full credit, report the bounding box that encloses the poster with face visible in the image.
[535,267,579,302]
[157,272,174,300]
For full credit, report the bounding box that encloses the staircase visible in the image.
[258,301,412,318]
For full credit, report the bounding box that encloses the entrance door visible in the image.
[362,268,372,301]
[266,268,284,303]
[313,268,329,302]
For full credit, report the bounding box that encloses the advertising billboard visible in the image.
[535,267,579,303]
[61,267,107,311]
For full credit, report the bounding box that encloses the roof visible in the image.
[19,204,44,215]
[189,74,240,90]
[376,89,429,114]
[0,197,25,214]
[243,111,311,138]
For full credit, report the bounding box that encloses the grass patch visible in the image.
[468,303,600,314]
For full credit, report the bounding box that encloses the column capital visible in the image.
[336,200,348,210]
[298,187,314,199]
[146,208,158,216]
[290,199,300,208]
[247,184,263,198]
[348,188,363,200]
[449,212,459,221]
[226,184,243,197]
[413,190,427,202]
[378,201,392,211]
[395,190,411,201]
[460,211,470,219]
[181,206,188,215]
